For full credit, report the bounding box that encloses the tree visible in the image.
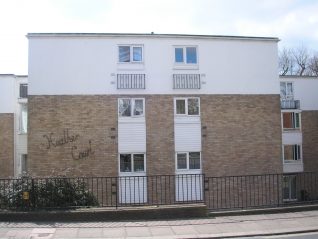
[309,54,318,76]
[278,46,317,76]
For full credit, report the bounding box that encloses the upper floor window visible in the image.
[280,82,293,99]
[19,84,28,98]
[120,153,145,173]
[118,45,143,63]
[118,98,144,117]
[175,46,197,64]
[282,112,300,130]
[175,98,200,116]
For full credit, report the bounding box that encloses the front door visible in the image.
[175,152,203,202]
[118,153,147,204]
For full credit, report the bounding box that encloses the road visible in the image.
[234,232,318,239]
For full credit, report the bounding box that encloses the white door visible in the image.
[175,152,203,202]
[118,153,147,204]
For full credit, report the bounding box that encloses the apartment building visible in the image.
[0,74,28,177]
[280,75,318,201]
[27,33,282,186]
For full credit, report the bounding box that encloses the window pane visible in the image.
[119,99,131,116]
[175,48,184,63]
[120,154,132,172]
[119,46,130,62]
[133,47,142,62]
[293,145,301,160]
[284,145,294,161]
[295,113,300,128]
[133,99,144,116]
[280,82,286,98]
[283,112,293,128]
[188,98,199,115]
[133,154,144,172]
[189,152,200,169]
[286,83,293,96]
[176,100,186,114]
[283,177,290,200]
[186,47,197,64]
[177,153,187,169]
[20,104,28,133]
[20,84,28,98]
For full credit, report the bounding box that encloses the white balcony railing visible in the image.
[173,74,201,89]
[117,74,145,89]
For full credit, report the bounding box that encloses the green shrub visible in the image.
[0,177,99,210]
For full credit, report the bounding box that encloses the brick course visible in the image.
[302,111,318,172]
[0,113,14,177]
[28,94,282,177]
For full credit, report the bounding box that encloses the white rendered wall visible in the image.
[28,36,279,95]
[0,75,15,113]
[282,132,302,145]
[280,77,318,110]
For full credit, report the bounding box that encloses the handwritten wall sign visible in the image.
[42,129,94,160]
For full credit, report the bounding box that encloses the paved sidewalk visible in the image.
[0,210,318,238]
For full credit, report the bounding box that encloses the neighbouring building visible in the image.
[280,75,318,201]
[0,74,28,178]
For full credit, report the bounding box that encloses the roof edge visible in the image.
[27,33,280,42]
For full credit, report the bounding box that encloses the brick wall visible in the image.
[28,94,282,177]
[0,113,14,177]
[201,95,282,176]
[302,111,318,172]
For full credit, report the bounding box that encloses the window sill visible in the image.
[173,64,199,70]
[283,160,303,164]
[18,132,28,135]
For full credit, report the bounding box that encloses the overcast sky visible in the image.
[0,0,317,75]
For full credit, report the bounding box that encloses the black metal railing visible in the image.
[117,74,145,89]
[173,74,201,89]
[0,172,317,211]
[281,100,300,109]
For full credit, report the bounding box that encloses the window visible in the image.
[282,112,300,130]
[174,46,197,64]
[120,154,145,172]
[118,45,143,63]
[283,175,297,201]
[19,84,28,98]
[175,98,200,116]
[283,145,301,162]
[21,154,28,174]
[118,98,144,117]
[280,82,293,99]
[176,152,201,170]
[20,104,27,133]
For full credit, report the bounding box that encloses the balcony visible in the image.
[281,100,300,109]
[117,74,145,89]
[173,74,201,89]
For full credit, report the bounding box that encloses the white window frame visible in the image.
[282,111,301,131]
[19,103,28,134]
[175,152,201,171]
[118,98,145,118]
[174,46,198,65]
[282,144,302,163]
[280,82,294,100]
[174,97,200,116]
[118,45,144,63]
[119,153,146,173]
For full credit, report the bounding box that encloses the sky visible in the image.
[0,0,317,75]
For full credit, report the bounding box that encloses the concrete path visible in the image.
[0,210,318,238]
